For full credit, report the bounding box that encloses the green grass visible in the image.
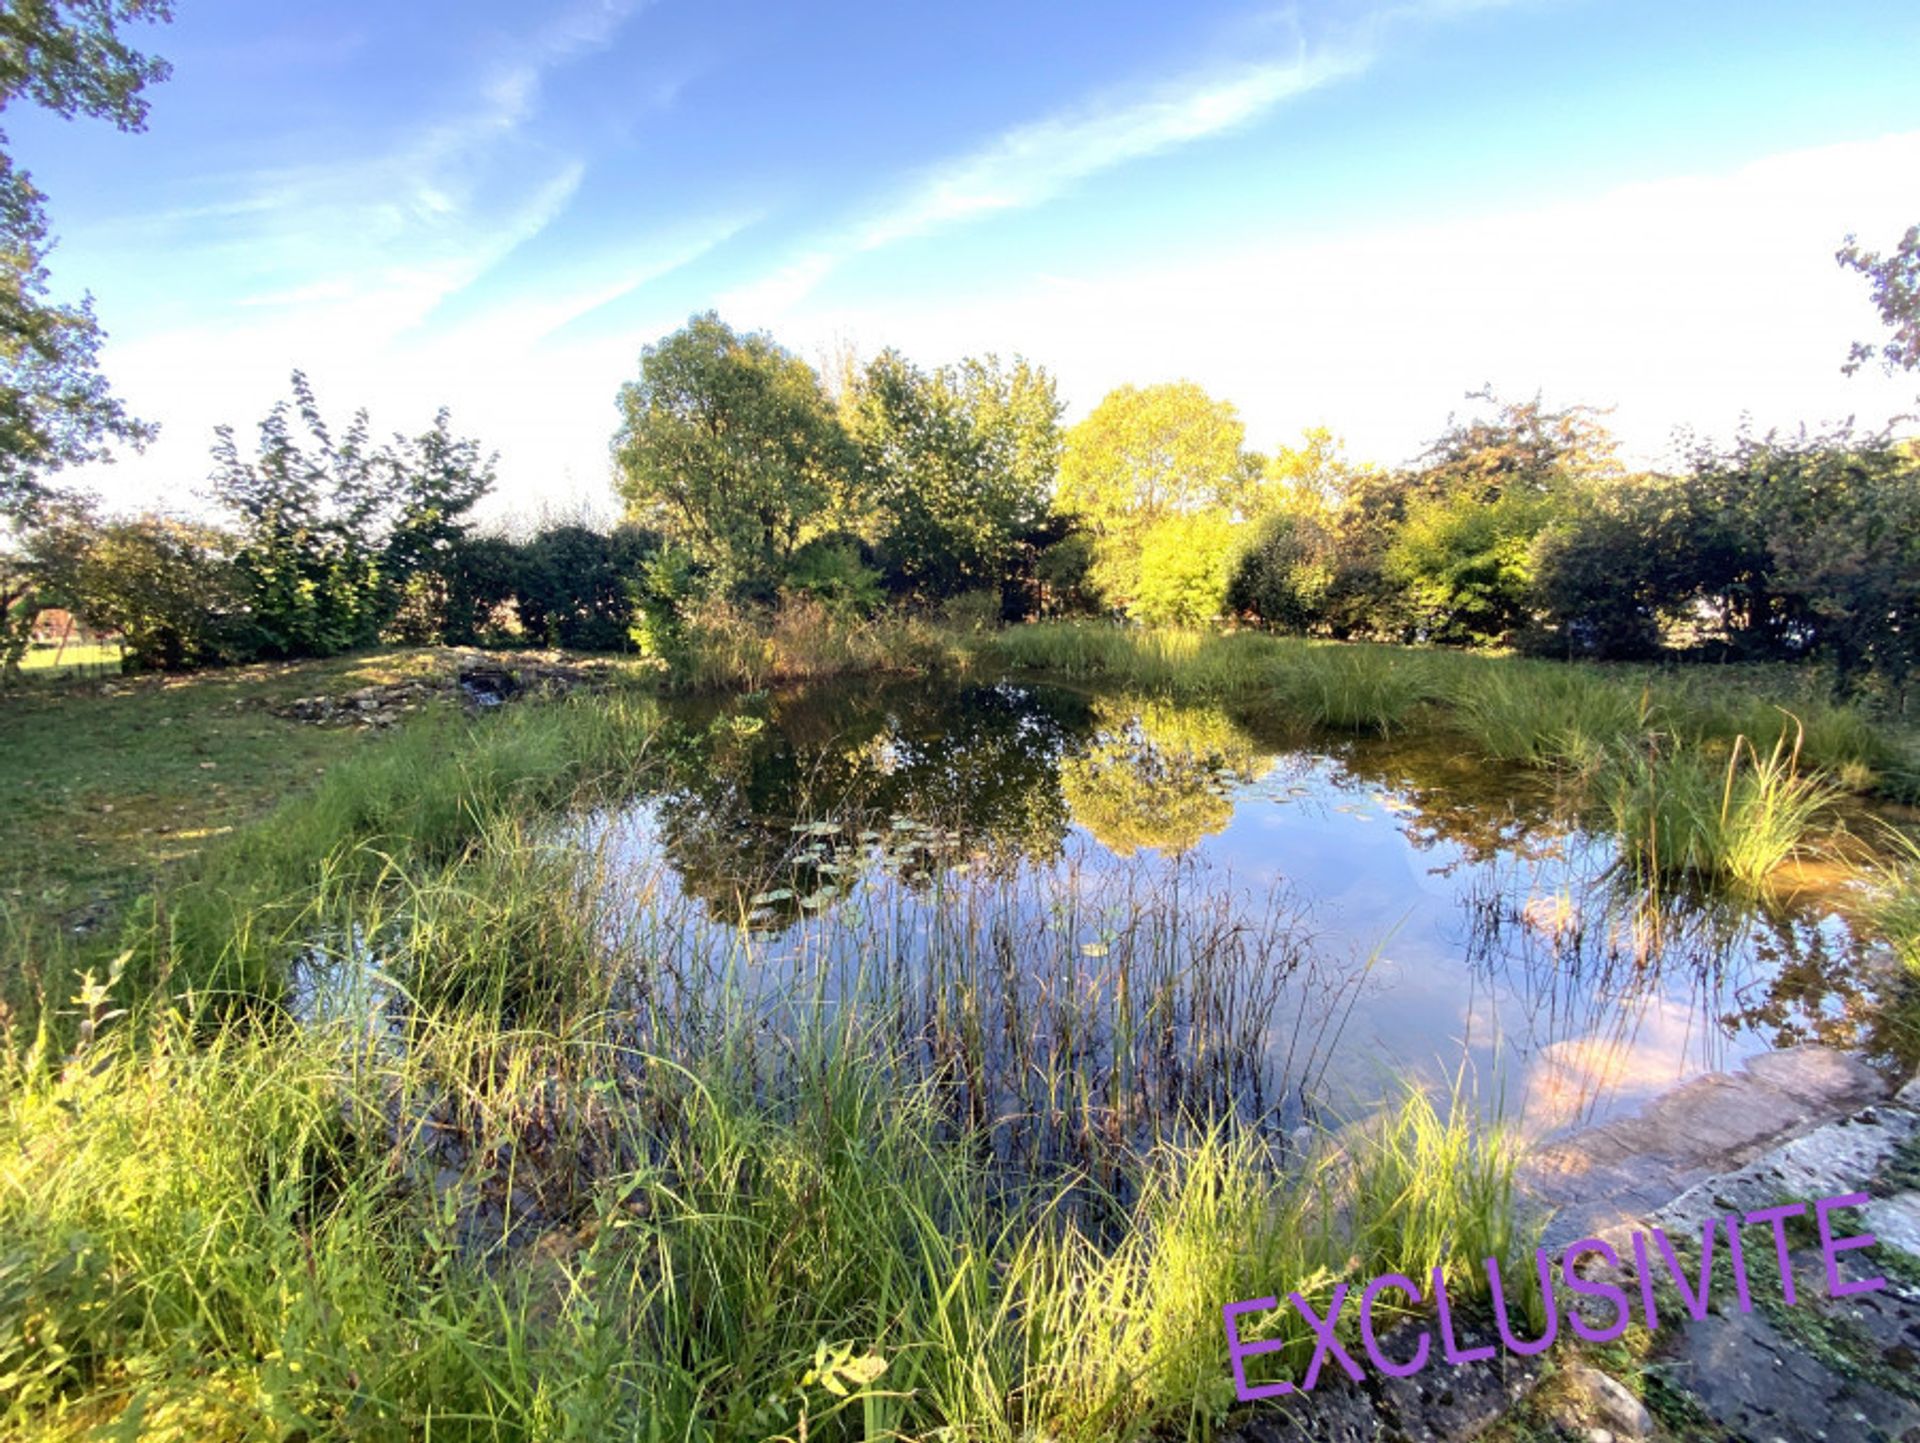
[1866,827,1920,976]
[0,996,1527,1441]
[1604,727,1841,892]
[0,648,461,948]
[16,640,123,675]
[986,623,1919,798]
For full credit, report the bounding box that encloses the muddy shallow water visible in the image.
[568,675,1899,1146]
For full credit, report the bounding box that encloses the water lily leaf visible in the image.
[750,888,794,905]
[800,886,839,910]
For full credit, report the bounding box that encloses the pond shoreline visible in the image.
[1224,1046,1920,1441]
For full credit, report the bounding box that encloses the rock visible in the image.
[1527,1046,1896,1249]
[1861,1191,1920,1258]
[267,651,617,729]
[1558,1366,1652,1439]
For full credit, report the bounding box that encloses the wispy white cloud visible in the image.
[106,0,655,340]
[721,40,1369,317]
[786,132,1920,469]
[63,0,678,516]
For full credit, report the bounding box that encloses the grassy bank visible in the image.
[985,624,1920,895]
[0,680,1531,1440]
[0,994,1522,1441]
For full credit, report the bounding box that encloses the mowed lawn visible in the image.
[18,641,124,675]
[0,648,458,939]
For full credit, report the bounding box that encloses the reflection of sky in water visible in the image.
[583,679,1882,1141]
[1187,756,1863,1134]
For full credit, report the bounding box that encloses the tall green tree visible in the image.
[1838,224,1920,376]
[846,349,1060,600]
[614,313,851,591]
[209,373,494,656]
[1385,392,1619,645]
[0,0,172,520]
[1055,381,1256,606]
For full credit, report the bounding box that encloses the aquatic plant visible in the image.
[1272,644,1440,735]
[1605,723,1838,892]
[989,623,1918,803]
[1865,826,1920,976]
[1445,659,1646,772]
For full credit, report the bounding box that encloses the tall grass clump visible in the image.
[672,596,958,692]
[0,986,1530,1441]
[985,623,1300,695]
[1865,827,1920,976]
[1445,659,1647,773]
[1271,644,1441,736]
[1605,724,1839,892]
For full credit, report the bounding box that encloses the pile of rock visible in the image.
[270,653,621,729]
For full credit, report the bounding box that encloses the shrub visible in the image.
[784,535,883,617]
[1226,509,1333,632]
[28,512,246,671]
[441,535,525,645]
[514,523,659,651]
[1030,530,1097,616]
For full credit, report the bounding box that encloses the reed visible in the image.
[0,991,1526,1441]
[988,623,1918,803]
[1604,724,1839,892]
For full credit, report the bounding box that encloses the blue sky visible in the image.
[12,0,1920,517]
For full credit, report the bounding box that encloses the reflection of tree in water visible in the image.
[1723,905,1883,1053]
[644,680,1087,920]
[1060,699,1270,857]
[1322,732,1575,870]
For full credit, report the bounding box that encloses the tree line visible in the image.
[0,5,1915,702]
[4,308,1918,712]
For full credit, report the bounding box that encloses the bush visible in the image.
[442,535,525,645]
[514,523,659,651]
[783,535,883,617]
[28,513,246,671]
[1029,530,1096,616]
[1130,511,1237,626]
[1226,510,1333,632]
[936,587,1002,635]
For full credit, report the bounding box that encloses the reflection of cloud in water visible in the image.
[583,676,1889,1136]
[1517,995,1715,1136]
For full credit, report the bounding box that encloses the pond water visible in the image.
[573,676,1895,1157]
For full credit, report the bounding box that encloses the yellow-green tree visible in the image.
[1056,382,1256,606]
[1129,510,1237,625]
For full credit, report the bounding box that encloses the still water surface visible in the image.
[574,676,1890,1147]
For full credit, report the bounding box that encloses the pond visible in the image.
[573,675,1896,1165]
